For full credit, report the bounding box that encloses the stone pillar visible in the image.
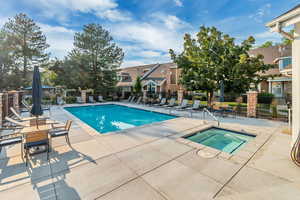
[247,91,258,118]
[12,91,20,113]
[178,88,184,103]
[81,90,87,103]
[292,23,300,145]
[0,93,3,126]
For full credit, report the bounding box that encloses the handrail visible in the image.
[203,108,220,126]
[291,131,300,167]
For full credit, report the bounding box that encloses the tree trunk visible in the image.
[207,91,214,107]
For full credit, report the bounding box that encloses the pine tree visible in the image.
[2,13,49,87]
[68,23,124,95]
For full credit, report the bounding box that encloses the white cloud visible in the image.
[39,23,75,58]
[152,13,191,30]
[174,0,183,7]
[27,0,128,22]
[139,50,162,58]
[96,9,131,22]
[249,3,271,23]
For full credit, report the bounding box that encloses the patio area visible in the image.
[0,103,299,200]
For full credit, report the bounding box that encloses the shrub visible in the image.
[271,104,278,118]
[65,96,76,104]
[258,93,274,104]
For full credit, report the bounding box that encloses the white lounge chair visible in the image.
[153,98,166,106]
[98,95,105,102]
[76,97,84,104]
[89,96,96,103]
[175,99,189,109]
[163,98,176,107]
[10,107,37,121]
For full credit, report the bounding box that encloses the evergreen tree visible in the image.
[2,13,49,87]
[133,76,142,95]
[68,24,124,94]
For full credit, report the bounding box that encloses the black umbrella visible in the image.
[30,66,43,117]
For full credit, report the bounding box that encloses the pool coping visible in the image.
[175,123,273,164]
[61,102,180,137]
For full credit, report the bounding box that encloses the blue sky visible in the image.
[0,0,299,67]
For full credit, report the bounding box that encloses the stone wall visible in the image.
[247,91,258,117]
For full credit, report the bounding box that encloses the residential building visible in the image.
[117,63,180,97]
[249,45,292,99]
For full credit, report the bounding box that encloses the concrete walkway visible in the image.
[0,104,299,200]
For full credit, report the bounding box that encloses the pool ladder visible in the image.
[291,131,300,167]
[203,108,220,127]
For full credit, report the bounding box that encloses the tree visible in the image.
[1,13,49,87]
[259,41,273,48]
[170,26,273,105]
[133,76,142,95]
[68,24,124,95]
[281,29,294,46]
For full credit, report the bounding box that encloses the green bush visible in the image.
[271,104,278,118]
[258,93,274,104]
[65,96,76,104]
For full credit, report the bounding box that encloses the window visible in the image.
[279,57,292,71]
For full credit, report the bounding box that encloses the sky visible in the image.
[0,0,299,67]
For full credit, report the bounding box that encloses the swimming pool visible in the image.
[64,104,176,133]
[185,127,255,154]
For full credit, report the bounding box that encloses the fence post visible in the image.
[0,93,3,126]
[12,91,20,113]
[247,91,258,118]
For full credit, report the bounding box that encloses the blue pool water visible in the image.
[185,128,255,154]
[64,104,176,133]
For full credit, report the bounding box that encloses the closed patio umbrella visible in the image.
[30,66,43,126]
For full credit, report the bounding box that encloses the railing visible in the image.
[291,131,300,167]
[203,108,220,126]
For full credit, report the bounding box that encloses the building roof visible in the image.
[266,4,300,30]
[249,45,291,76]
[117,62,176,87]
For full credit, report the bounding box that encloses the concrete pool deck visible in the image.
[0,103,299,199]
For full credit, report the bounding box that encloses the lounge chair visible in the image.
[10,107,37,121]
[57,96,65,105]
[163,98,176,107]
[22,99,51,114]
[76,97,84,104]
[135,97,142,104]
[153,98,166,106]
[5,116,29,127]
[98,95,105,102]
[186,100,200,110]
[89,96,96,103]
[175,99,189,109]
[126,96,132,102]
[49,120,72,147]
[21,100,32,112]
[130,96,136,103]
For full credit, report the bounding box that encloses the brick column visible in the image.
[81,90,87,103]
[247,91,258,117]
[0,93,3,126]
[178,88,184,103]
[12,91,20,113]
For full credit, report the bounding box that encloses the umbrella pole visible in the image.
[36,116,39,129]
